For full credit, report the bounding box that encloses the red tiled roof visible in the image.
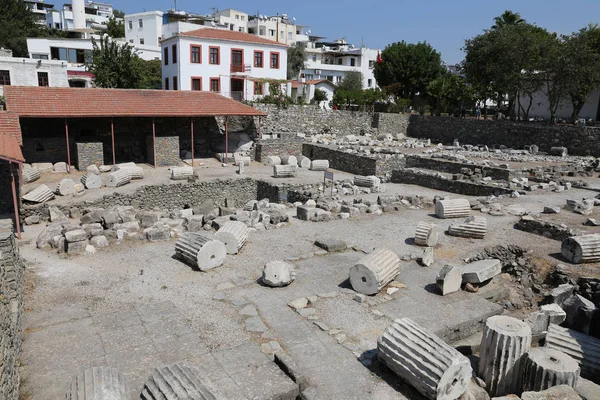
[3,86,267,118]
[179,28,287,47]
[0,113,24,163]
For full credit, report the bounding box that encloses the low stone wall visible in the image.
[373,113,410,137]
[515,216,577,241]
[390,169,514,196]
[256,181,316,204]
[302,144,377,176]
[0,228,24,400]
[253,104,376,136]
[21,178,259,219]
[255,138,304,163]
[146,136,180,167]
[75,142,104,171]
[407,115,600,156]
[405,155,513,181]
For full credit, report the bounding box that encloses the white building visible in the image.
[291,79,336,107]
[247,14,304,45]
[161,28,288,101]
[213,9,249,33]
[0,56,70,94]
[24,0,55,25]
[516,89,600,121]
[300,38,379,90]
[43,0,115,31]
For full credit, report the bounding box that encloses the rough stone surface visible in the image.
[462,259,502,284]
[314,238,347,252]
[262,260,296,287]
[520,385,582,400]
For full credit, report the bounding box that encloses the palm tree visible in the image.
[492,10,525,30]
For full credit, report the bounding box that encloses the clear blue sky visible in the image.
[113,0,600,64]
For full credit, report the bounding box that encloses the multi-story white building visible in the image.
[300,38,379,90]
[213,9,249,33]
[24,0,56,25]
[161,28,288,101]
[0,55,70,94]
[247,14,304,45]
[42,0,115,31]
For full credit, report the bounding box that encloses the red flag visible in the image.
[377,51,382,64]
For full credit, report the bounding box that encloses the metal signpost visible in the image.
[324,170,334,198]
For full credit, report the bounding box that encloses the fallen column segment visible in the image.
[66,367,130,400]
[521,347,580,393]
[175,233,227,271]
[141,362,226,400]
[545,323,600,383]
[349,248,400,295]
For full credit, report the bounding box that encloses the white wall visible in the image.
[302,46,378,89]
[125,12,163,48]
[27,38,92,72]
[0,57,69,89]
[517,88,600,120]
[161,35,287,100]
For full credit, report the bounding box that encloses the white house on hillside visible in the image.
[161,28,288,101]
[291,79,336,106]
[300,37,379,90]
[213,9,249,33]
[0,55,70,95]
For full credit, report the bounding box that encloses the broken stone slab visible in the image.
[314,238,347,252]
[479,316,532,396]
[24,215,40,225]
[562,294,599,335]
[145,225,170,242]
[541,303,567,326]
[561,234,600,264]
[521,347,580,393]
[106,169,132,187]
[175,233,227,271]
[543,206,561,214]
[378,318,472,400]
[550,284,576,307]
[90,235,109,248]
[420,247,434,267]
[65,229,87,243]
[66,366,130,400]
[22,184,55,203]
[73,183,85,197]
[86,164,100,175]
[245,316,268,332]
[53,161,68,173]
[262,260,296,287]
[414,222,439,247]
[273,164,298,178]
[140,212,161,228]
[170,166,193,180]
[67,240,88,255]
[36,223,64,248]
[550,147,568,157]
[214,221,249,255]
[435,198,471,219]
[184,215,205,232]
[462,259,502,284]
[349,248,401,295]
[55,178,75,196]
[521,384,582,400]
[49,206,67,222]
[113,221,140,233]
[436,264,462,296]
[288,298,308,310]
[140,362,226,400]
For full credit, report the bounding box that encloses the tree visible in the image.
[373,41,444,101]
[338,70,363,91]
[141,59,162,89]
[87,36,147,88]
[0,0,41,57]
[113,9,125,19]
[427,72,474,115]
[312,88,328,103]
[561,25,600,122]
[463,12,555,120]
[106,17,125,38]
[287,42,306,79]
[492,10,525,30]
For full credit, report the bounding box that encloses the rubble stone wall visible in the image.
[255,139,304,163]
[407,115,600,156]
[0,231,25,400]
[75,142,104,171]
[146,136,180,167]
[404,155,514,181]
[515,217,577,241]
[302,144,378,176]
[373,113,410,137]
[252,104,376,136]
[391,169,514,196]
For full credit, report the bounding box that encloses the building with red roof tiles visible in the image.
[161,28,289,101]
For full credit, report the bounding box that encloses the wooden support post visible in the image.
[225,116,229,164]
[111,117,116,165]
[9,162,21,240]
[190,118,194,166]
[64,119,71,173]
[152,118,156,168]
[258,116,262,139]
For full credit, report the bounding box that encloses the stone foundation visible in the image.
[146,136,180,167]
[75,142,104,171]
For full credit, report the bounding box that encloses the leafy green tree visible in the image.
[106,17,125,38]
[141,59,162,89]
[492,10,525,30]
[87,36,147,88]
[113,9,125,19]
[338,70,363,91]
[312,88,328,103]
[287,42,306,79]
[427,72,474,116]
[373,41,444,101]
[0,0,41,57]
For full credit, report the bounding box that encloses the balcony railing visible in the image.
[230,64,244,73]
